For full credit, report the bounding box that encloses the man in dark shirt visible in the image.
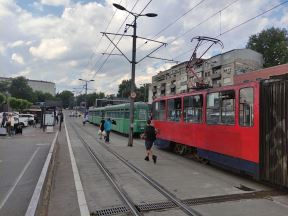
[59,111,64,131]
[142,120,157,164]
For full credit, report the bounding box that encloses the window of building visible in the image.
[160,83,166,95]
[168,98,182,122]
[152,100,166,120]
[183,95,203,123]
[206,90,235,125]
[239,88,254,126]
[224,67,231,73]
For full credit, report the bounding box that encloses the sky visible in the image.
[0,0,287,95]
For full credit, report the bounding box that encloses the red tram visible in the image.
[152,77,288,187]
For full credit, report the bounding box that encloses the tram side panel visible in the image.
[153,82,260,177]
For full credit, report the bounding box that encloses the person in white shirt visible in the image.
[6,113,14,136]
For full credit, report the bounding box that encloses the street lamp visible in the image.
[78,78,95,115]
[113,3,157,147]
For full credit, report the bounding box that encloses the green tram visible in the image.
[88,102,149,136]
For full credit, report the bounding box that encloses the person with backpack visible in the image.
[104,118,112,143]
[142,119,157,164]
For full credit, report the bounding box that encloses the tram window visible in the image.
[239,88,254,126]
[207,90,235,125]
[184,95,203,123]
[168,98,182,122]
[124,110,129,118]
[139,109,147,120]
[152,100,166,120]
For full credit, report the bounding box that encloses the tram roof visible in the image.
[89,102,148,111]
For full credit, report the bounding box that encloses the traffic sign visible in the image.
[130,92,136,99]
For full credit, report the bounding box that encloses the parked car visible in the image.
[18,114,34,126]
[0,112,28,127]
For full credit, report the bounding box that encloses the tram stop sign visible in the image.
[130,92,136,99]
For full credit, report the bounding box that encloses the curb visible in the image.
[25,131,59,216]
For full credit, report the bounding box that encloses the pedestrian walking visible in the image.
[104,118,112,143]
[1,112,7,127]
[99,118,105,139]
[141,120,157,164]
[55,114,59,125]
[59,111,64,131]
[83,114,88,126]
[6,113,14,136]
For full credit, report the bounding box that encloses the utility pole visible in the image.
[78,79,94,115]
[102,3,166,147]
[128,15,137,147]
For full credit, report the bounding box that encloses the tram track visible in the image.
[70,122,202,216]
[70,120,286,216]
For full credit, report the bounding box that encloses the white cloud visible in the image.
[29,38,69,60]
[0,43,5,55]
[11,67,31,77]
[0,0,287,94]
[9,40,25,48]
[11,53,24,64]
[40,0,70,7]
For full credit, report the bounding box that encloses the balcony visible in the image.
[211,73,221,79]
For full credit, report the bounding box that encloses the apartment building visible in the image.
[0,77,56,96]
[149,49,263,103]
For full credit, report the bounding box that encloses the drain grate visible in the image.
[91,190,285,215]
[137,201,176,211]
[91,206,130,216]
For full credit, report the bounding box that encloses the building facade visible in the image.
[234,63,288,84]
[149,49,263,103]
[0,77,56,96]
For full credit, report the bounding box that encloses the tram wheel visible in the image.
[174,144,186,155]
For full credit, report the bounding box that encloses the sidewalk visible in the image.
[47,125,80,216]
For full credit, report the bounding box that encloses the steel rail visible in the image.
[73,122,202,216]
[70,124,142,216]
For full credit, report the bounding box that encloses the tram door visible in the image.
[260,78,288,187]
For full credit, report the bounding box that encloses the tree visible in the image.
[56,90,74,108]
[9,76,34,102]
[33,91,54,103]
[117,79,132,98]
[0,92,6,104]
[246,27,288,68]
[116,79,149,102]
[0,81,10,93]
[137,83,149,102]
[9,97,22,111]
[86,92,106,107]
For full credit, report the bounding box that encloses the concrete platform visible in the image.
[46,116,288,216]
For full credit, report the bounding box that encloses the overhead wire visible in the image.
[173,0,288,60]
[137,0,206,50]
[90,0,141,80]
[170,0,239,45]
[88,0,125,72]
[138,0,237,64]
[91,0,153,80]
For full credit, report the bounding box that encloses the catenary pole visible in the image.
[128,16,137,147]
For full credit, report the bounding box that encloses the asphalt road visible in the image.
[0,127,55,216]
